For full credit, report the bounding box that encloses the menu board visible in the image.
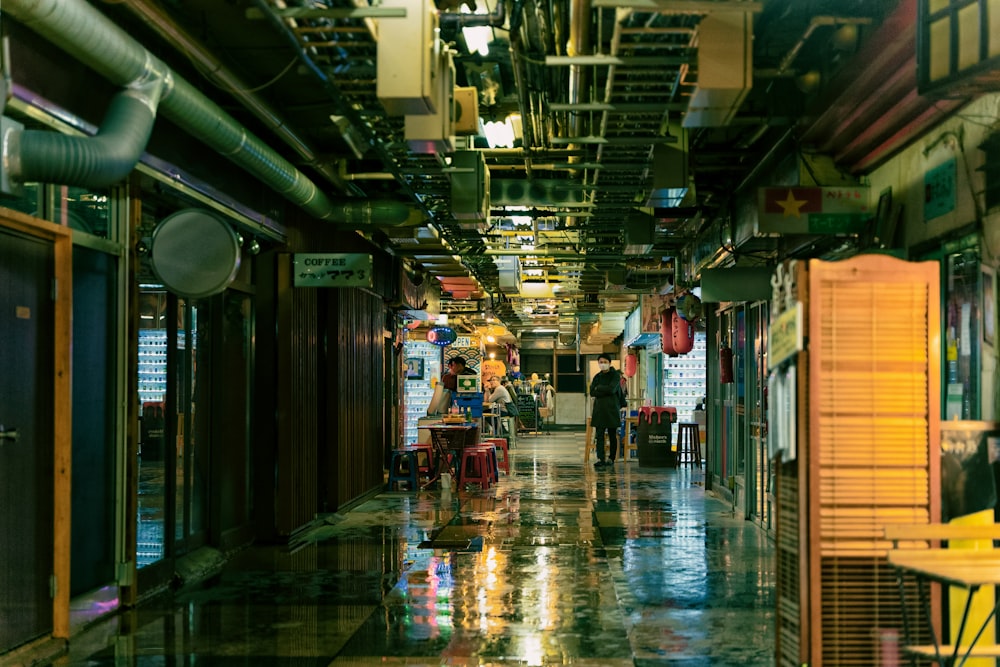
[515,394,538,432]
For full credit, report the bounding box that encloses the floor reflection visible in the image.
[56,432,775,666]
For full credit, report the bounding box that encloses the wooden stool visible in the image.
[458,446,495,490]
[676,423,701,467]
[387,448,421,490]
[484,437,509,474]
[623,417,638,461]
[584,417,595,463]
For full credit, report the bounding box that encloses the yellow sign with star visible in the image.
[757,186,870,235]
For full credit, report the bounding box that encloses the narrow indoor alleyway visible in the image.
[55,432,775,666]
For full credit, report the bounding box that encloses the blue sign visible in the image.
[426,326,457,346]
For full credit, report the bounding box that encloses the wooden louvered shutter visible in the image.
[775,255,941,666]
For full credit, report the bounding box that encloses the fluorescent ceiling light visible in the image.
[482,114,523,148]
[463,25,492,56]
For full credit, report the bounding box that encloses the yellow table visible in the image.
[888,549,1000,665]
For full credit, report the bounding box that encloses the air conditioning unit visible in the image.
[405,47,456,154]
[450,150,490,219]
[623,211,655,255]
[453,87,479,136]
[490,179,585,207]
[683,11,753,127]
[646,123,690,207]
[377,0,439,116]
[495,256,521,294]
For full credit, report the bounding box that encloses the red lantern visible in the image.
[624,352,637,377]
[672,309,694,355]
[661,309,678,356]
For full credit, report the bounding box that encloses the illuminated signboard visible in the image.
[426,326,457,346]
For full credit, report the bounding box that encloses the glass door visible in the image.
[137,290,168,569]
[943,247,982,420]
[175,299,207,551]
[136,294,209,570]
[746,302,771,531]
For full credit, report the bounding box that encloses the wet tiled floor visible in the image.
[55,432,776,666]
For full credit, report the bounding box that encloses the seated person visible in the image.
[483,375,513,433]
[442,356,467,392]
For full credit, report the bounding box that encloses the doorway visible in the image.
[0,213,72,650]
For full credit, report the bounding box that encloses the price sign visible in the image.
[293,253,373,287]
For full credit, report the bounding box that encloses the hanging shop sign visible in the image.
[293,253,373,287]
[427,326,457,346]
[757,186,869,235]
[768,303,803,370]
[768,261,803,370]
[481,358,506,379]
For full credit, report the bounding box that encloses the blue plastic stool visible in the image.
[387,448,420,491]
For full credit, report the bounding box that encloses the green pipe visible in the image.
[4,0,407,225]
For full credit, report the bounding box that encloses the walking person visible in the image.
[590,354,625,468]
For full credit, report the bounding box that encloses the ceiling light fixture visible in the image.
[482,114,523,148]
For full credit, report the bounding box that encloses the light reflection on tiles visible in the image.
[53,432,776,666]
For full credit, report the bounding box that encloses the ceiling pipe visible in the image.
[508,0,538,153]
[439,0,506,29]
[3,0,411,225]
[109,0,355,195]
[7,72,165,188]
[567,0,593,139]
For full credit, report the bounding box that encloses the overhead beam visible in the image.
[590,0,761,10]
[549,102,687,112]
[549,135,677,145]
[545,55,689,66]
[247,6,407,18]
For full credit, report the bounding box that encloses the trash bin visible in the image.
[637,406,677,467]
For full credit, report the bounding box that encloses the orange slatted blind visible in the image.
[776,256,941,666]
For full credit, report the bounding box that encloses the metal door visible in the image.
[0,227,55,650]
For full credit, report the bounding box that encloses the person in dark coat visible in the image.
[590,353,624,467]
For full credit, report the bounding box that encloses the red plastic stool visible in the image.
[412,442,435,477]
[483,437,509,474]
[458,446,495,490]
[676,423,702,467]
[476,444,500,485]
[387,448,421,490]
